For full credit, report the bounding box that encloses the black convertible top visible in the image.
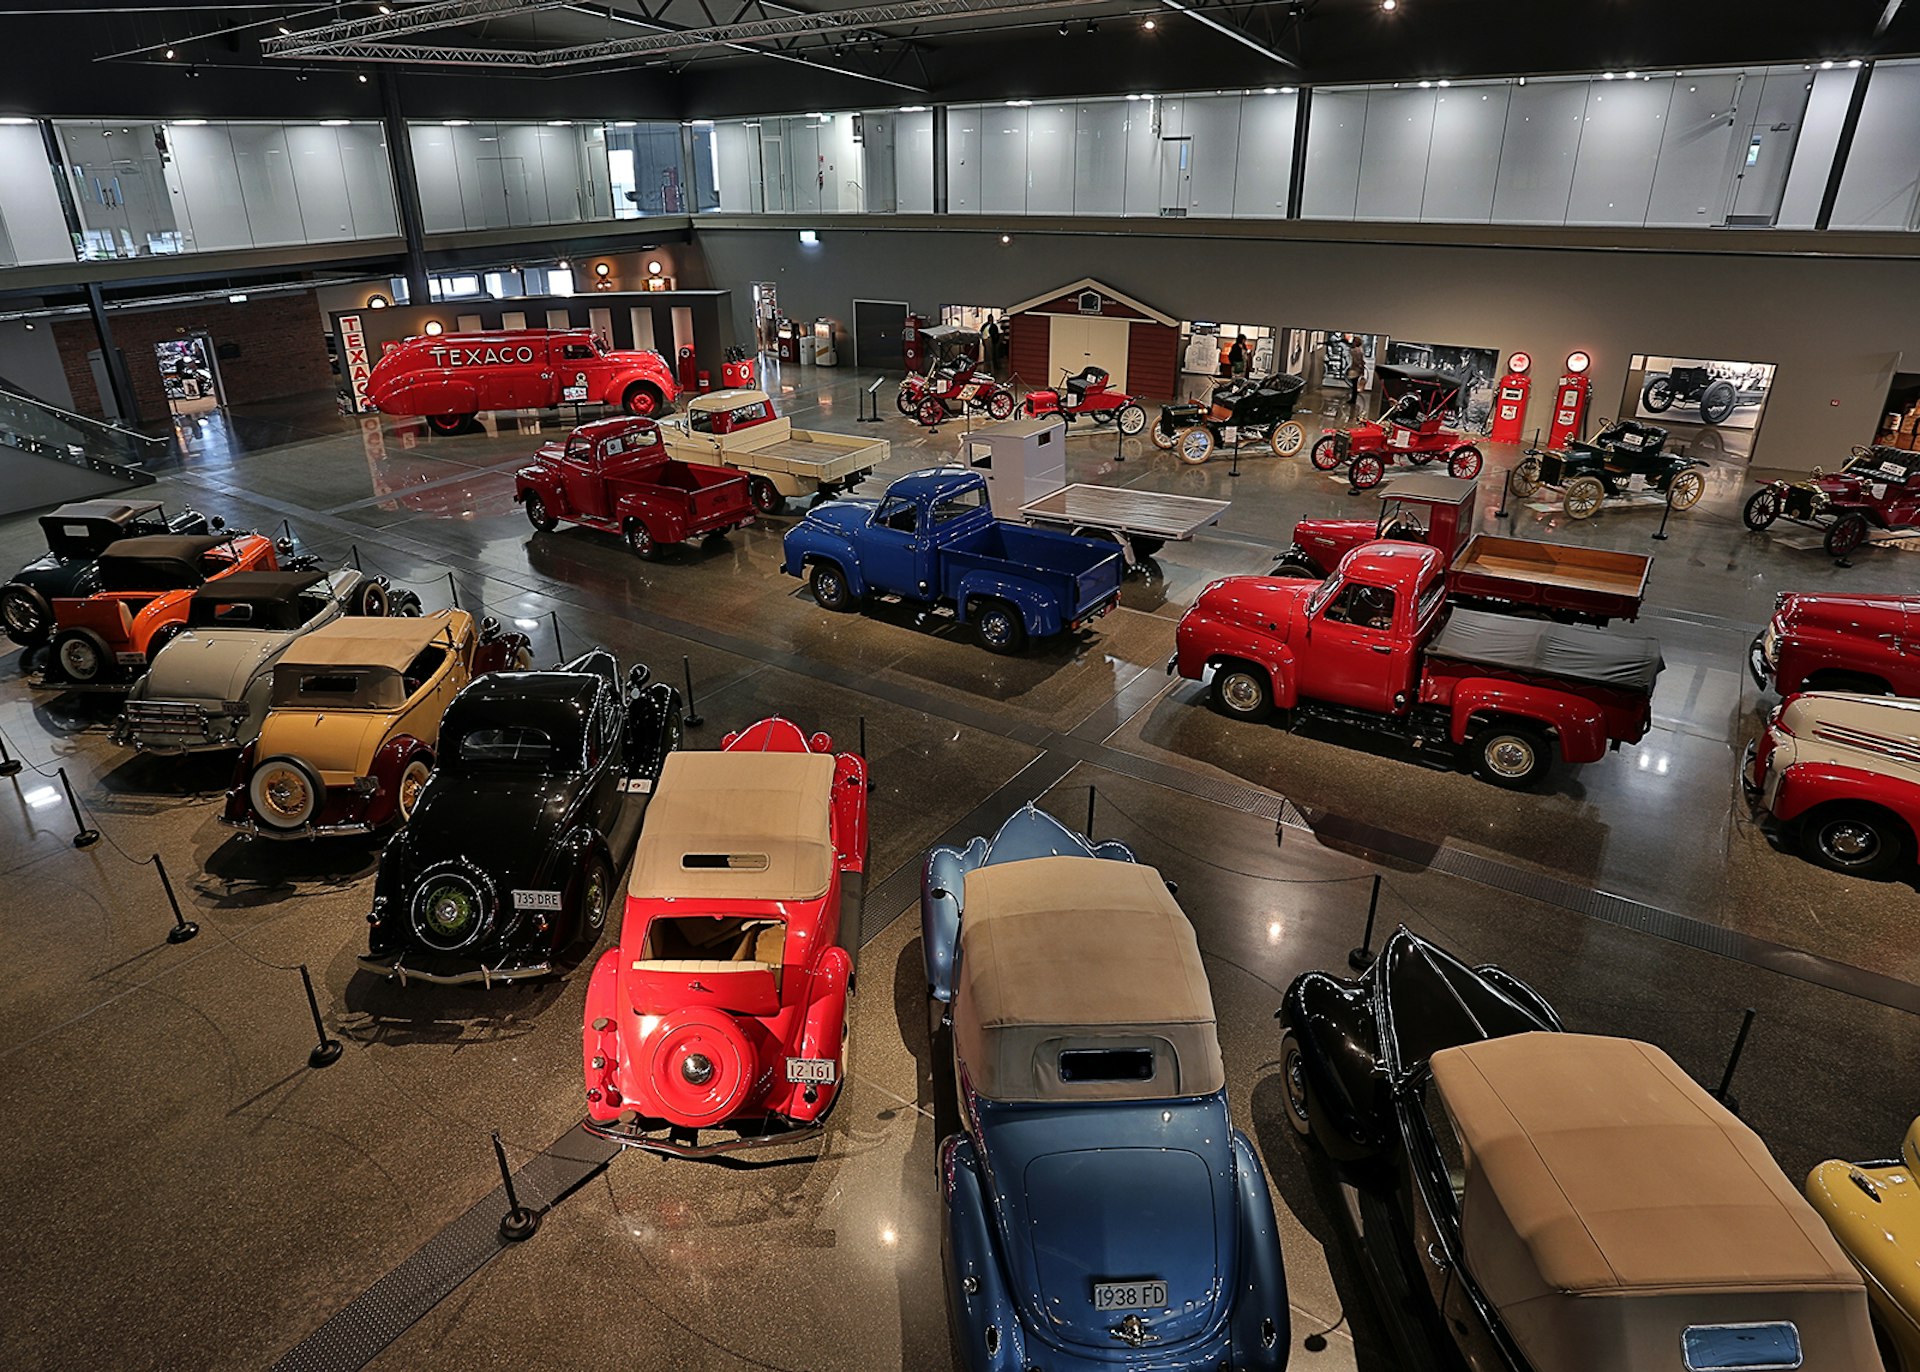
[100,534,225,564]
[95,534,227,590]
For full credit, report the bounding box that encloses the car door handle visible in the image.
[1369,643,1392,654]
[1427,1241,1449,1271]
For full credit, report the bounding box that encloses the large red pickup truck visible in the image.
[1750,590,1920,697]
[366,328,678,433]
[514,416,755,559]
[1171,541,1664,788]
[1273,474,1652,625]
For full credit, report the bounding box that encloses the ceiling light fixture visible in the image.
[1381,0,1396,9]
[1437,79,1450,87]
[320,118,351,127]
[1000,234,1012,243]
[1625,70,1638,79]
[357,73,368,83]
[613,119,636,127]
[1602,71,1615,80]
[1848,57,1863,67]
[1262,86,1276,94]
[164,47,175,59]
[444,119,471,127]
[593,261,611,278]
[1143,17,1156,29]
[547,119,572,127]
[1418,79,1431,88]
[173,118,207,126]
[0,117,33,125]
[423,320,444,336]
[1820,59,1835,69]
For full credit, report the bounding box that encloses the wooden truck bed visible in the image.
[1450,534,1651,621]
[1019,483,1229,541]
[660,417,887,482]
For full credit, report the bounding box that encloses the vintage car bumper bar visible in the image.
[1747,632,1772,690]
[355,953,552,987]
[26,671,135,695]
[583,1115,826,1159]
[219,816,376,840]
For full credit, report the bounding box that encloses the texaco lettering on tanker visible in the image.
[427,345,538,366]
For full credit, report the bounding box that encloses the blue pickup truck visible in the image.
[779,469,1124,654]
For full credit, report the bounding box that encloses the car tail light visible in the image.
[586,1088,602,1103]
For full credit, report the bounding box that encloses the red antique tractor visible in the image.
[897,357,1016,428]
[1310,364,1484,490]
[1021,367,1148,435]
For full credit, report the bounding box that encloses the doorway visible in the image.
[853,299,910,371]
[1158,137,1192,218]
[1047,314,1130,392]
[155,334,222,417]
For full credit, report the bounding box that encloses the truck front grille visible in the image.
[1333,431,1351,460]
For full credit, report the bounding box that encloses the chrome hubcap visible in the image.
[59,642,95,676]
[682,1052,715,1085]
[1285,1053,1309,1123]
[1222,674,1260,710]
[3,596,36,632]
[1823,824,1877,860]
[1488,738,1534,777]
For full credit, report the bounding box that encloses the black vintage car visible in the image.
[1,499,214,646]
[357,648,683,987]
[1510,418,1706,519]
[1277,927,1562,1363]
[1152,372,1308,464]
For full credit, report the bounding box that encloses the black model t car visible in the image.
[1153,372,1308,464]
[1640,363,1766,426]
[357,648,683,986]
[1510,418,1705,519]
[1,499,214,646]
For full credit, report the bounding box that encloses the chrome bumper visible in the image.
[1747,633,1773,691]
[1740,739,1765,809]
[355,953,553,987]
[220,815,376,840]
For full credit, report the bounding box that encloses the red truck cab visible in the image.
[365,328,678,432]
[1172,541,1663,787]
[514,416,754,559]
[1751,590,1920,697]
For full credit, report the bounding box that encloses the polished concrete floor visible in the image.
[2,363,1916,1372]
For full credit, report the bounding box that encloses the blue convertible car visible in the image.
[921,806,1290,1371]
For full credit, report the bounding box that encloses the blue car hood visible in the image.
[797,498,877,537]
[982,1099,1234,1351]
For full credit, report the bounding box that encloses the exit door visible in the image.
[1047,315,1130,391]
[852,299,909,371]
[1158,137,1192,217]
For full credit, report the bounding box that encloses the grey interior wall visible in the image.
[694,224,1919,471]
[0,319,76,410]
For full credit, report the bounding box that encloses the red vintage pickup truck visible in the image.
[1171,541,1664,788]
[515,416,754,558]
[366,328,678,432]
[1750,590,1920,697]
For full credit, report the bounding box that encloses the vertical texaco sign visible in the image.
[340,314,372,413]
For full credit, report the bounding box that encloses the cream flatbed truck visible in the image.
[957,416,1230,569]
[654,388,889,515]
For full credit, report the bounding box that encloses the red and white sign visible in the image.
[340,314,373,414]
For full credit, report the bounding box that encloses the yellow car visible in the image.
[220,610,531,839]
[1808,1119,1920,1371]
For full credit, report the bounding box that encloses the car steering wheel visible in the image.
[1383,513,1425,540]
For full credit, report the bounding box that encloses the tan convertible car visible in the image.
[221,610,531,839]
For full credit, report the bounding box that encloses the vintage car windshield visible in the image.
[455,725,557,768]
[269,665,406,710]
[1307,576,1339,616]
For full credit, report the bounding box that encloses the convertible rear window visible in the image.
[681,853,771,871]
[270,665,405,710]
[1681,1323,1802,1371]
[1057,1048,1156,1083]
[457,726,554,766]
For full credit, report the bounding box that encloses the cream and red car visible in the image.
[221,610,531,839]
[1807,1117,1920,1372]
[1744,691,1920,878]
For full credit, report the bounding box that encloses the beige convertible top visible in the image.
[1432,1033,1877,1371]
[629,750,836,901]
[275,610,468,671]
[952,856,1224,1103]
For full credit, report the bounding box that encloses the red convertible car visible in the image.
[583,716,868,1156]
[365,327,679,433]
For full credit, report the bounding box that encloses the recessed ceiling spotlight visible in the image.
[1602,71,1615,80]
[357,73,368,83]
[1000,234,1011,244]
[1848,57,1863,67]
[1142,17,1156,29]
[1262,86,1276,94]
[277,26,290,35]
[1437,79,1450,87]
[547,119,572,126]
[444,119,471,127]
[1418,79,1431,88]
[423,320,444,335]
[1282,85,1297,93]
[1625,70,1638,79]
[1381,0,1396,9]
[164,47,175,59]
[1820,59,1834,69]
[320,118,351,127]
[173,118,207,126]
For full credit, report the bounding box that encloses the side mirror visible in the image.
[209,515,226,531]
[627,662,651,692]
[808,731,833,754]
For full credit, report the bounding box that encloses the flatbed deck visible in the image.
[1020,483,1229,541]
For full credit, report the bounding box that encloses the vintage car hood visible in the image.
[1192,575,1311,642]
[981,805,1126,867]
[254,709,393,775]
[1775,693,1920,785]
[1289,516,1374,561]
[979,1099,1234,1350]
[798,498,877,537]
[394,772,585,890]
[1805,1119,1920,1324]
[1776,590,1918,634]
[139,628,298,705]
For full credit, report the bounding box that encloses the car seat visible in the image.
[1065,367,1108,401]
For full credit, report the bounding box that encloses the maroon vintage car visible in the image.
[1750,590,1920,697]
[514,416,755,559]
[1743,445,1920,559]
[366,328,679,433]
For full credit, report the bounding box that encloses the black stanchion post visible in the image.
[1714,1007,1757,1114]
[680,655,703,728]
[493,1129,540,1241]
[550,610,564,663]
[1652,488,1675,542]
[445,571,459,609]
[1114,417,1125,464]
[282,518,294,542]
[1086,785,1096,840]
[0,729,20,778]
[1347,874,1383,971]
[858,714,867,763]
[299,964,342,1068]
[350,544,363,571]
[153,854,198,944]
[1229,433,1242,479]
[57,767,98,849]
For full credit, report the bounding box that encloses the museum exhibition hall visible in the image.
[5,1,1920,1369]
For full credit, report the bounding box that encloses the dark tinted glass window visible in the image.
[1058,1049,1156,1082]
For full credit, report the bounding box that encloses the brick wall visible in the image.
[53,291,333,424]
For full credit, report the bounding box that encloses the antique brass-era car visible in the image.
[1743,444,1920,559]
[1806,1118,1920,1371]
[220,610,532,839]
[1279,929,1881,1371]
[1510,418,1706,519]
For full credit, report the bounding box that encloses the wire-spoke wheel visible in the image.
[1563,476,1606,519]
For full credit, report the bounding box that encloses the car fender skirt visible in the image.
[1452,683,1605,763]
[941,1135,1027,1372]
[956,574,1055,638]
[920,843,980,1002]
[1773,761,1920,834]
[1281,970,1393,1161]
[1229,1131,1291,1370]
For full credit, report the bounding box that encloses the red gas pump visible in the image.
[677,346,698,392]
[1489,351,1533,445]
[901,313,927,373]
[1546,350,1594,449]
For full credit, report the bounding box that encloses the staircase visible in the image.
[0,385,163,518]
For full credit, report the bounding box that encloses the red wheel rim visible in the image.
[644,1008,754,1127]
[628,389,656,416]
[1353,456,1384,488]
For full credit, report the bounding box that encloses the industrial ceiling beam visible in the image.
[566,4,928,94]
[263,0,574,57]
[1157,0,1297,69]
[264,0,1103,68]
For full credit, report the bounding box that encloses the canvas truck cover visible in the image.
[1431,1033,1879,1372]
[1428,607,1665,694]
[952,856,1224,1104]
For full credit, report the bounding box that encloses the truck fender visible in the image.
[514,466,559,502]
[953,571,1058,639]
[921,838,988,1002]
[940,1134,1028,1372]
[1451,681,1606,764]
[1771,761,1920,837]
[1186,622,1299,709]
[831,752,868,871]
[1229,1130,1290,1370]
[784,530,867,596]
[1278,970,1393,1161]
[615,493,685,546]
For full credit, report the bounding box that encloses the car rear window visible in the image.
[457,725,554,766]
[270,666,404,710]
[1682,1323,1802,1371]
[1057,1048,1156,1083]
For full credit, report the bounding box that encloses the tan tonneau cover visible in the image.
[629,750,835,901]
[952,856,1224,1103]
[274,609,467,671]
[1432,1033,1878,1371]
